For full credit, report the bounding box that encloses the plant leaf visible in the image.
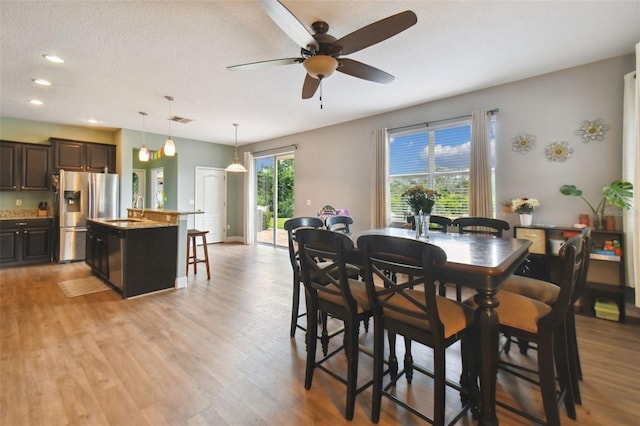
[603,180,634,210]
[559,184,582,197]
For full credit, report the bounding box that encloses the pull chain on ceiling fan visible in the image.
[228,0,417,103]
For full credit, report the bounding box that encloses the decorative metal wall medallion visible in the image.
[576,118,610,142]
[512,133,536,154]
[545,141,574,162]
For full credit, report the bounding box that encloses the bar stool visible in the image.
[186,229,210,279]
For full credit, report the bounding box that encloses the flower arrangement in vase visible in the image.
[559,180,633,229]
[504,197,540,226]
[402,184,439,238]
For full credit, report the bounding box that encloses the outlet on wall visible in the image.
[306,199,311,206]
[16,199,22,206]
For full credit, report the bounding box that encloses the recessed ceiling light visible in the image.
[87,118,98,124]
[28,99,43,105]
[32,78,52,86]
[42,54,64,63]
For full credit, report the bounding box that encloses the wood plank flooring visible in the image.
[1,242,639,425]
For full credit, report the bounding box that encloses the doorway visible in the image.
[195,167,226,244]
[255,152,294,246]
[150,167,164,209]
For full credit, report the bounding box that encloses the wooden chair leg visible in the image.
[201,235,210,279]
[305,300,319,390]
[433,347,446,426]
[371,314,385,423]
[404,337,414,384]
[555,326,576,420]
[345,319,359,420]
[538,333,562,426]
[290,274,301,337]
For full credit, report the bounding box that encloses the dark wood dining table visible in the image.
[354,227,532,426]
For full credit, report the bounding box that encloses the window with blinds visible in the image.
[388,118,495,221]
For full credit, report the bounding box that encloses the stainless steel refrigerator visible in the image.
[54,170,119,262]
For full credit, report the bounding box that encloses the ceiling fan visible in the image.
[227,0,417,100]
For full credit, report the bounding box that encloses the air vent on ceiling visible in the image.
[169,115,192,124]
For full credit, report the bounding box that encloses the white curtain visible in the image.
[371,128,389,228]
[623,54,639,305]
[243,151,255,245]
[469,109,493,217]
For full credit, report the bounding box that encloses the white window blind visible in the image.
[388,118,495,221]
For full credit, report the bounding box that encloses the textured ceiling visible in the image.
[1,1,638,145]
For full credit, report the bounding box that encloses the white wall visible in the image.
[237,55,635,236]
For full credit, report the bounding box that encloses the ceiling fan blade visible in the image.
[259,0,318,50]
[227,58,301,71]
[302,74,320,99]
[337,58,394,84]
[334,10,417,55]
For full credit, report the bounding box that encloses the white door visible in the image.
[195,167,226,244]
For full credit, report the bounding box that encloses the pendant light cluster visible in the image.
[225,123,247,173]
[163,95,176,156]
[137,96,178,162]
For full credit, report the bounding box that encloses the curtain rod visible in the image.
[251,144,298,156]
[388,108,499,133]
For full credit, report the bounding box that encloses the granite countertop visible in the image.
[88,217,177,230]
[0,209,54,220]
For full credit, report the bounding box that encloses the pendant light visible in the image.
[138,111,150,162]
[225,123,247,173]
[163,95,176,156]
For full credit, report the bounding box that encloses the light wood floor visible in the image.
[1,242,639,425]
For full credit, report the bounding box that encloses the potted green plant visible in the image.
[559,180,633,229]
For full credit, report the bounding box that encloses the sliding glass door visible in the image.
[255,152,294,246]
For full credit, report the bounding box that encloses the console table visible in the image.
[514,225,627,322]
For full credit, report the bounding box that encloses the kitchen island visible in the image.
[86,218,177,298]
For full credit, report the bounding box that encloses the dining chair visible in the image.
[443,217,511,301]
[451,216,510,237]
[325,215,353,235]
[284,217,325,338]
[296,228,373,420]
[501,226,592,404]
[357,234,476,424]
[465,233,584,425]
[428,214,453,233]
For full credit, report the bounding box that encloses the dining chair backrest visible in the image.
[572,227,592,305]
[539,233,584,328]
[296,228,357,311]
[428,215,453,233]
[284,217,325,273]
[451,217,510,237]
[325,215,353,235]
[356,234,448,339]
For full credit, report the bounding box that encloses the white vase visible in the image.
[519,214,533,226]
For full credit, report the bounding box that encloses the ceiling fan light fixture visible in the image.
[226,123,247,173]
[303,55,338,80]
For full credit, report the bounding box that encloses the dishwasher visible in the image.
[107,229,125,291]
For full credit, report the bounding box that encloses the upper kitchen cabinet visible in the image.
[0,141,51,191]
[50,138,116,173]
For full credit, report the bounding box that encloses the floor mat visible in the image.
[58,276,111,297]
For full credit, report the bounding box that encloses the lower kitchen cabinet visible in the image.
[86,221,177,298]
[0,218,53,265]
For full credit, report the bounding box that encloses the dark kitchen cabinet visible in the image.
[86,224,109,279]
[0,218,53,265]
[0,141,51,191]
[51,138,116,173]
[86,220,177,298]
